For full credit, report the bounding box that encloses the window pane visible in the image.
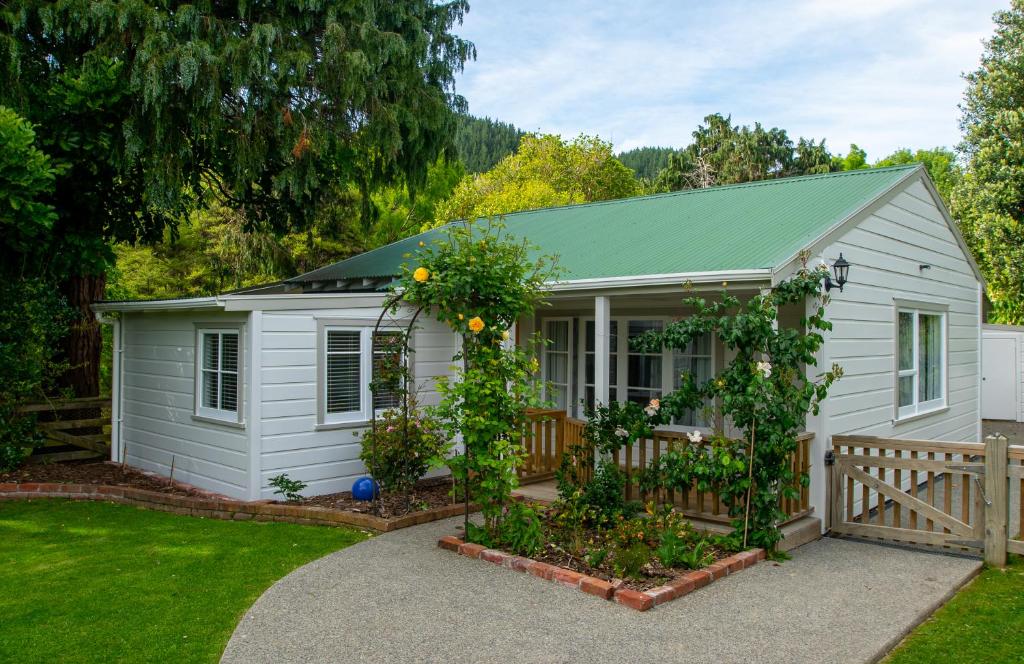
[628,355,661,389]
[899,375,914,407]
[220,333,238,373]
[326,354,360,413]
[327,330,360,353]
[373,332,403,410]
[203,333,219,371]
[221,372,238,412]
[546,353,568,384]
[550,384,568,410]
[585,353,594,385]
[898,312,913,371]
[585,320,595,353]
[919,314,942,402]
[547,321,569,352]
[627,388,660,406]
[202,370,219,409]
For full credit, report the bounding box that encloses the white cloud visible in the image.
[454,0,1002,159]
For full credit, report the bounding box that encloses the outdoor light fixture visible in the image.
[824,253,851,292]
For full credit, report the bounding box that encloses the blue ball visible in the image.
[352,476,380,501]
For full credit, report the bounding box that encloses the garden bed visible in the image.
[292,476,458,519]
[0,461,476,532]
[438,534,764,611]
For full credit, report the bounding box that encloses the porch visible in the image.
[515,408,821,550]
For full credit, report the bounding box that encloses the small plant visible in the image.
[612,541,652,579]
[268,474,307,502]
[656,528,715,570]
[581,458,627,516]
[584,546,609,568]
[497,501,545,556]
[358,399,451,498]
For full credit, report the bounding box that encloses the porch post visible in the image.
[594,296,611,407]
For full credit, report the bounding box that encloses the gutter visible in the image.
[548,269,774,292]
[91,296,224,313]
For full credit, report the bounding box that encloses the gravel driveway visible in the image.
[222,517,979,664]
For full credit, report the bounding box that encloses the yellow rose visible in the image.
[413,267,430,283]
[468,316,485,334]
[418,241,425,247]
[457,313,464,320]
[501,330,510,341]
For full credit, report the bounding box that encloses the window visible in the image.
[897,308,946,419]
[627,320,663,406]
[543,320,572,410]
[319,324,409,426]
[672,332,714,427]
[325,329,362,417]
[196,328,241,423]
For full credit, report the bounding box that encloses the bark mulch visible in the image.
[295,477,459,519]
[0,460,204,497]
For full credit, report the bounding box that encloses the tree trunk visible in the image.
[60,273,105,398]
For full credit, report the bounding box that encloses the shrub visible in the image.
[358,401,451,496]
[268,474,307,502]
[612,542,652,579]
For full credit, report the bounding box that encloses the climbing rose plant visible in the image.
[395,220,557,544]
[630,261,843,551]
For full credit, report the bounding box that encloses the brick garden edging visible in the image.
[0,482,476,533]
[438,535,765,611]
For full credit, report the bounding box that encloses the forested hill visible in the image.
[616,146,675,180]
[454,115,525,173]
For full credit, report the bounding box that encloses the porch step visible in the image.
[685,514,823,552]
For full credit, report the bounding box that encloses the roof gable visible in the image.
[291,164,922,286]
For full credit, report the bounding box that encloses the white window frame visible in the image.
[541,318,574,412]
[316,319,412,429]
[568,315,716,430]
[894,302,948,421]
[194,325,245,426]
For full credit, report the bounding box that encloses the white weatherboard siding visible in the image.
[121,311,251,498]
[810,178,982,522]
[259,309,456,498]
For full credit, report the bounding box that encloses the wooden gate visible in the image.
[830,434,1024,566]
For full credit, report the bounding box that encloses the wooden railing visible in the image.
[520,409,814,523]
[517,409,567,484]
[831,434,1024,563]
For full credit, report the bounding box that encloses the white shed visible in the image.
[981,324,1024,422]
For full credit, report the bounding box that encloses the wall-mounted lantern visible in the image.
[824,253,851,292]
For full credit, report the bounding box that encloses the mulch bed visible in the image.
[0,460,204,497]
[294,477,459,519]
[529,540,732,592]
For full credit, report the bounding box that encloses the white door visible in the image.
[982,335,1018,421]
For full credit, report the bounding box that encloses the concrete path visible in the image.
[222,518,980,664]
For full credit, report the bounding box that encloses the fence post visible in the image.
[984,434,1008,568]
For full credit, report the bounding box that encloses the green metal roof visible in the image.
[290,164,922,285]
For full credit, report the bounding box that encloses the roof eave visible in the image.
[549,269,774,292]
[91,296,224,313]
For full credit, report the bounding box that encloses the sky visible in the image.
[453,0,1006,160]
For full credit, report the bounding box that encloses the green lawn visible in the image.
[885,556,1024,663]
[0,499,367,663]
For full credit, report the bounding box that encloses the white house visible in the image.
[94,163,984,528]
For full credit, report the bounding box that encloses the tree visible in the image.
[951,0,1024,324]
[0,1,474,395]
[454,115,525,173]
[434,134,640,225]
[617,146,675,181]
[0,106,57,274]
[875,147,962,206]
[832,144,869,171]
[655,114,839,191]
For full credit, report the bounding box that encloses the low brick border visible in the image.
[0,482,477,533]
[438,535,765,611]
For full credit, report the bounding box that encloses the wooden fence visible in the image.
[830,434,1023,566]
[520,409,814,524]
[17,397,112,462]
